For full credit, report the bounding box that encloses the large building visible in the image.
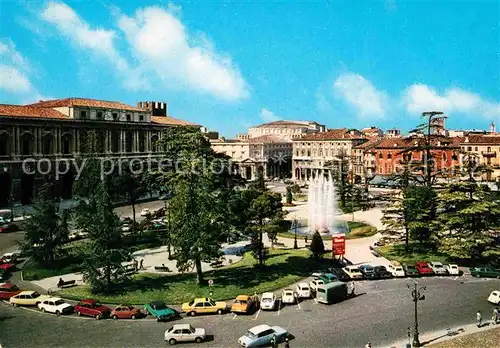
[291,128,366,181]
[247,120,326,140]
[459,134,500,181]
[0,98,197,207]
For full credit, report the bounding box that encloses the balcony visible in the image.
[481,151,497,158]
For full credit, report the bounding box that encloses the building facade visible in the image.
[248,120,326,140]
[0,98,197,207]
[459,135,500,181]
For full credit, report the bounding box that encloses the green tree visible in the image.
[22,184,69,268]
[310,231,325,259]
[286,186,293,204]
[74,182,130,293]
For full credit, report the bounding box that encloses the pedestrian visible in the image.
[350,281,355,297]
[133,259,138,271]
[270,334,277,348]
[476,310,482,328]
[493,307,499,325]
[139,259,144,269]
[304,235,308,244]
[284,337,290,348]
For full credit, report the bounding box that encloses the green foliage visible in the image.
[74,182,130,294]
[290,183,301,194]
[22,184,69,268]
[286,186,293,204]
[405,186,437,243]
[309,231,325,259]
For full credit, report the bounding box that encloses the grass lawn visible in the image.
[429,327,500,348]
[374,242,451,264]
[294,194,308,202]
[278,221,377,240]
[57,248,328,305]
[23,253,84,281]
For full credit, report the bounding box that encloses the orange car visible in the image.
[111,305,144,320]
[231,295,259,314]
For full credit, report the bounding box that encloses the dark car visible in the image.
[327,267,350,281]
[403,264,420,277]
[470,267,500,278]
[359,265,378,280]
[373,266,393,279]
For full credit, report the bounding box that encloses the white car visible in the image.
[445,264,460,276]
[38,297,73,315]
[487,291,500,305]
[260,292,277,310]
[140,208,150,216]
[429,261,448,275]
[342,266,363,280]
[309,279,324,292]
[295,283,311,298]
[281,289,296,304]
[164,324,206,345]
[1,252,19,263]
[388,263,405,277]
[238,324,288,348]
[121,224,131,232]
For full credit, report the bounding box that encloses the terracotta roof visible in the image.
[251,120,319,128]
[249,135,292,144]
[374,138,410,149]
[298,128,364,141]
[151,116,198,127]
[28,98,145,112]
[354,138,382,150]
[0,104,68,119]
[461,135,500,145]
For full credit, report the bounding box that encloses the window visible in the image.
[112,113,118,121]
[182,329,192,334]
[474,147,478,151]
[96,111,103,120]
[487,146,491,152]
[80,110,87,119]
[194,302,204,307]
[139,114,144,122]
[379,152,383,159]
[126,114,131,121]
[467,146,472,151]
[387,152,392,159]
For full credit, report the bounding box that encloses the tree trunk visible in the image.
[258,219,263,267]
[195,257,204,284]
[131,198,136,233]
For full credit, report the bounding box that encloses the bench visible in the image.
[57,279,76,288]
[154,266,171,272]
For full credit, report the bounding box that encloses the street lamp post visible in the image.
[407,282,426,347]
[292,217,298,249]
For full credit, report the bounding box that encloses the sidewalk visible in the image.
[389,321,500,347]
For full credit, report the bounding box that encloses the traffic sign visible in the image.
[208,279,214,286]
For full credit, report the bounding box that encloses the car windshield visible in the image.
[301,286,309,290]
[434,264,443,268]
[155,302,166,309]
[244,331,257,340]
[95,302,102,307]
[189,325,195,333]
[395,267,403,271]
[450,265,457,269]
[188,300,194,307]
[209,300,216,306]
[32,292,40,298]
[234,299,247,305]
[54,299,65,306]
[262,298,272,303]
[9,285,19,291]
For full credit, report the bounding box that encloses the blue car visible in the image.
[144,301,180,322]
[238,324,288,347]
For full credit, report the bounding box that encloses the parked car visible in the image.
[38,297,73,315]
[327,267,350,281]
[75,299,111,319]
[0,260,15,272]
[388,262,406,277]
[403,263,420,277]
[342,266,363,280]
[145,301,180,321]
[373,265,393,279]
[260,292,277,310]
[0,283,22,300]
[238,324,288,348]
[487,290,500,305]
[445,264,460,276]
[1,252,19,264]
[316,282,348,304]
[470,267,500,278]
[9,291,50,306]
[359,265,378,280]
[428,262,448,275]
[318,273,338,284]
[415,262,434,276]
[231,295,259,314]
[164,324,206,345]
[309,279,325,293]
[295,283,311,298]
[281,289,296,305]
[182,297,227,316]
[121,224,131,233]
[140,208,150,216]
[111,305,144,319]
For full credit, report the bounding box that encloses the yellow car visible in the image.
[181,297,227,316]
[231,295,259,314]
[9,291,51,307]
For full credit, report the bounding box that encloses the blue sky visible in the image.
[0,0,499,136]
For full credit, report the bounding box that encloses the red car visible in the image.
[0,283,22,300]
[75,299,111,319]
[111,305,144,320]
[0,261,15,272]
[415,262,434,276]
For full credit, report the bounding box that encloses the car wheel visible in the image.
[56,310,61,316]
[217,309,223,315]
[169,339,176,345]
[131,315,136,320]
[157,317,162,322]
[195,337,203,343]
[189,311,196,317]
[112,315,118,320]
[95,314,101,320]
[76,311,81,316]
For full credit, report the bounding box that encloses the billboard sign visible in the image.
[332,234,346,256]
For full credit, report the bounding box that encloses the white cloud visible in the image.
[41,1,149,90]
[333,73,388,118]
[0,65,32,93]
[403,84,500,119]
[259,108,279,122]
[118,6,249,100]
